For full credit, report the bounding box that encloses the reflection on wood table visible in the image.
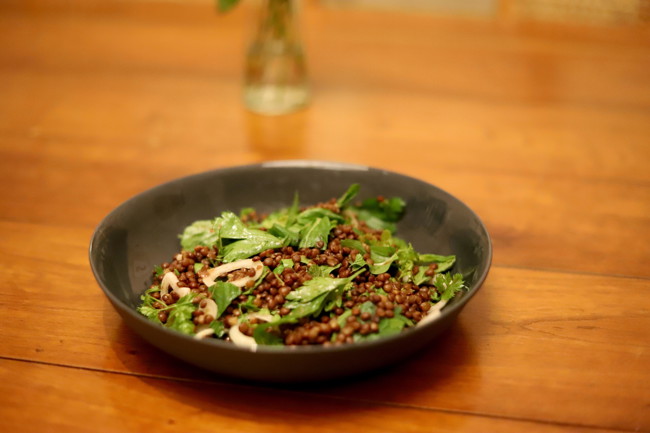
[0,0,648,432]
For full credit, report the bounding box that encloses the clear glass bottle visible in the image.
[244,0,310,115]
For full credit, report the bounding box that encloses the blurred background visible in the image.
[324,0,650,24]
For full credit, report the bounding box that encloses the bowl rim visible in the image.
[89,159,492,355]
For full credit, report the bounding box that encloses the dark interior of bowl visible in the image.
[90,161,491,382]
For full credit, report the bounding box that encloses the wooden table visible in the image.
[1,1,649,431]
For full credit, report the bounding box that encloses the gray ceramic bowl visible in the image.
[89,161,491,383]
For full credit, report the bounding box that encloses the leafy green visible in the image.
[308,263,341,278]
[285,276,344,303]
[179,220,220,250]
[297,208,344,225]
[369,245,397,274]
[239,207,256,220]
[153,265,165,278]
[137,304,161,323]
[137,288,164,323]
[358,301,376,317]
[222,237,284,262]
[217,212,264,239]
[268,224,300,246]
[336,309,352,329]
[273,258,295,275]
[215,212,286,261]
[396,243,456,282]
[355,313,412,342]
[194,263,204,273]
[349,253,367,271]
[418,253,456,273]
[208,281,241,318]
[299,217,332,249]
[253,326,284,345]
[286,192,300,226]
[336,183,360,208]
[413,266,430,286]
[433,273,465,301]
[238,295,260,312]
[165,295,197,335]
[340,239,366,253]
[349,196,406,232]
[209,320,226,338]
[396,243,418,282]
[260,272,361,335]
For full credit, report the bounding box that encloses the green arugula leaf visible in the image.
[194,262,204,273]
[285,291,330,319]
[354,313,412,342]
[273,258,295,275]
[369,245,397,274]
[417,253,456,273]
[340,239,366,253]
[179,220,219,250]
[238,295,260,312]
[299,217,332,249]
[208,281,241,318]
[349,254,367,271]
[336,183,360,209]
[286,191,300,226]
[349,196,405,233]
[222,237,284,262]
[285,276,344,303]
[268,224,300,246]
[269,271,362,330]
[215,212,285,261]
[253,325,284,345]
[297,208,344,224]
[413,266,430,285]
[209,320,226,338]
[308,264,341,278]
[217,212,270,240]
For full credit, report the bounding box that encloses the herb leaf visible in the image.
[209,320,226,338]
[179,220,219,250]
[208,281,241,318]
[369,245,397,274]
[350,196,406,232]
[299,217,332,249]
[253,326,284,345]
[222,237,284,262]
[137,304,161,323]
[216,212,285,261]
[418,253,456,273]
[434,273,465,301]
[337,183,360,208]
[285,276,344,303]
[166,295,197,335]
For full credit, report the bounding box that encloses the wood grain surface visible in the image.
[0,1,649,432]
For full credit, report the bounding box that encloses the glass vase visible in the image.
[244,0,310,115]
